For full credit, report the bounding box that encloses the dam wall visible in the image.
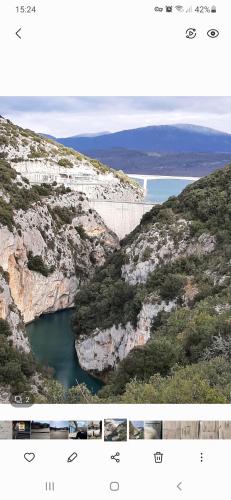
[89,200,154,240]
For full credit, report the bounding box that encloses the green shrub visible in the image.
[0,266,9,283]
[50,206,74,226]
[117,359,231,404]
[0,319,12,337]
[58,158,73,167]
[75,225,87,240]
[0,320,37,394]
[27,252,54,277]
[0,198,14,230]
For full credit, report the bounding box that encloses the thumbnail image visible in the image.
[49,421,69,439]
[0,421,13,439]
[69,421,88,439]
[31,421,51,439]
[87,421,102,439]
[104,419,127,442]
[1,96,231,405]
[129,421,144,440]
[13,421,31,439]
[144,421,163,440]
[163,421,231,440]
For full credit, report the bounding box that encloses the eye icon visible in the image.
[207,29,219,38]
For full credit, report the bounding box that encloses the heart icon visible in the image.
[24,453,35,463]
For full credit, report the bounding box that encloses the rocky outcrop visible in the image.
[122,220,216,285]
[76,300,175,372]
[0,275,29,351]
[0,191,119,324]
[75,215,217,374]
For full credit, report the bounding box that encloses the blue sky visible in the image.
[49,421,69,428]
[0,97,231,137]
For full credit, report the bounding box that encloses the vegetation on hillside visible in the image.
[27,252,55,277]
[72,251,142,335]
[70,164,231,404]
[0,159,71,231]
[0,319,37,395]
[0,117,141,191]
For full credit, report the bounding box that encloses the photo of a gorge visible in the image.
[0,96,231,404]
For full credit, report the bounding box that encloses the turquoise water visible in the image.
[27,309,103,392]
[27,179,193,392]
[136,178,194,203]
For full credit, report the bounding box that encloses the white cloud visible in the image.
[1,97,231,136]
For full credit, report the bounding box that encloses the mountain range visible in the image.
[53,124,231,177]
[57,124,231,153]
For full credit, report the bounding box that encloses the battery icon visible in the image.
[211,5,216,13]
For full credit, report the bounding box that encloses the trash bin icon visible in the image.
[153,452,163,463]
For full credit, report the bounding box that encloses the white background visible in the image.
[1,403,231,421]
[2,438,231,499]
[0,0,230,95]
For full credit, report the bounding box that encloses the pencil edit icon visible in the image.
[67,452,78,463]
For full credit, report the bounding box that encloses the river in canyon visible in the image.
[27,309,103,392]
[27,178,193,391]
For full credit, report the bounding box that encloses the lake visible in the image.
[141,178,194,203]
[27,309,103,393]
[27,178,194,392]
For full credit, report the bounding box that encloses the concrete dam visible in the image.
[14,163,156,239]
[89,200,154,240]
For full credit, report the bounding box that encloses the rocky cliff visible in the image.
[76,300,175,373]
[0,155,120,400]
[0,164,119,325]
[0,274,29,351]
[75,217,216,373]
[0,115,143,401]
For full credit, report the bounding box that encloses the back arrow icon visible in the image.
[177,482,182,491]
[16,28,22,39]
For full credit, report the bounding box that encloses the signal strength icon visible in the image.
[175,5,184,12]
[186,6,193,13]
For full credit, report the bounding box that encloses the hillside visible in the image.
[57,124,231,153]
[0,158,119,401]
[0,115,145,403]
[0,116,142,202]
[72,163,231,403]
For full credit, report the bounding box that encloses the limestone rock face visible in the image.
[76,300,175,372]
[0,275,29,351]
[122,219,216,285]
[75,216,216,374]
[0,192,119,324]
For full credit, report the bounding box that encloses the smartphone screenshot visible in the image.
[0,0,231,498]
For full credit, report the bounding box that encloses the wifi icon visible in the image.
[175,5,184,11]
